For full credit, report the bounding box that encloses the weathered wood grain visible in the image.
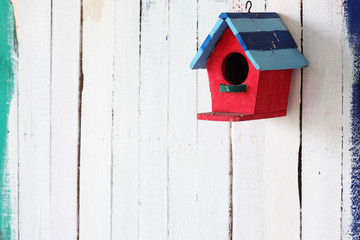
[13,1,354,240]
[79,0,113,239]
[50,0,81,239]
[302,0,343,239]
[197,121,231,239]
[167,0,198,239]
[138,0,169,239]
[263,2,302,240]
[112,1,140,239]
[18,0,52,238]
[232,120,267,240]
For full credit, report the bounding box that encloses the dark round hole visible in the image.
[222,52,249,85]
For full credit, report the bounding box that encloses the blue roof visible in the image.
[190,12,309,71]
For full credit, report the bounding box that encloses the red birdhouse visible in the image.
[190,12,309,122]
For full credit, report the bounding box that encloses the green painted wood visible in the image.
[219,84,247,92]
[0,1,17,239]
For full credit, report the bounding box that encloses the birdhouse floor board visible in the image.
[197,111,286,122]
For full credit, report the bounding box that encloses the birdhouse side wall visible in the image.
[254,69,293,114]
[206,27,259,114]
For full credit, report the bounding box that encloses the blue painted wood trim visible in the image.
[226,18,288,33]
[245,48,309,70]
[237,31,297,51]
[345,0,360,238]
[190,19,227,69]
[234,34,248,53]
[200,35,212,50]
[219,12,279,19]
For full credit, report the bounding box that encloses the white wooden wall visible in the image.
[13,0,351,239]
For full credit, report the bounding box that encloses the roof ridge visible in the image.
[219,12,279,19]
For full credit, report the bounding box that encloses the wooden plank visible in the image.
[232,120,265,240]
[167,0,198,239]
[229,2,266,240]
[112,1,140,239]
[302,0,343,239]
[197,1,231,239]
[0,1,18,239]
[230,1,302,239]
[262,2,302,240]
[197,121,231,239]
[260,3,302,240]
[18,0,52,238]
[50,0,80,239]
[79,0,113,239]
[138,0,169,239]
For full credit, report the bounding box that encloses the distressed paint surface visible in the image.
[0,0,17,239]
[17,0,80,239]
[79,0,113,238]
[83,0,104,22]
[12,1,357,240]
[302,0,343,239]
[345,0,360,238]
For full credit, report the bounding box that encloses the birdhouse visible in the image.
[190,12,309,121]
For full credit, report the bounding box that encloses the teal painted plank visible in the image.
[190,19,227,69]
[0,0,17,239]
[245,48,309,70]
[226,18,288,33]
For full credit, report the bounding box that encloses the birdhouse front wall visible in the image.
[207,28,260,114]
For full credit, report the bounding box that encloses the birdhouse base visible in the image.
[197,111,287,122]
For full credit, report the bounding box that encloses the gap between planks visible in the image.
[229,122,233,240]
[77,0,84,239]
[299,0,304,238]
